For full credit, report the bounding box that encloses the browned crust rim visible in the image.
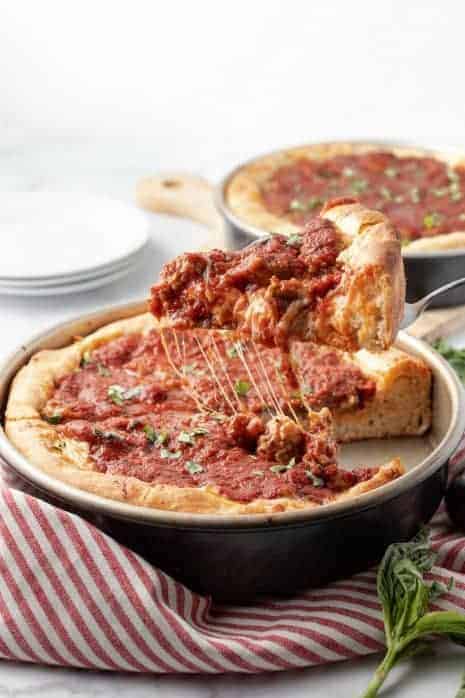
[224,141,465,252]
[319,199,405,351]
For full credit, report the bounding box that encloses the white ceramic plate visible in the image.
[0,192,149,280]
[0,245,147,288]
[0,258,141,296]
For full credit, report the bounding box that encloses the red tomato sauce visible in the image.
[291,343,376,410]
[43,330,377,503]
[261,151,465,241]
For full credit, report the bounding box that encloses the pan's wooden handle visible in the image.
[136,173,227,249]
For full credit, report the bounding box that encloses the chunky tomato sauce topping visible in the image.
[43,330,377,503]
[150,218,343,348]
[261,151,465,241]
[290,343,376,411]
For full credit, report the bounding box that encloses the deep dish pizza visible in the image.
[5,313,417,514]
[6,314,418,514]
[150,199,405,353]
[225,142,465,251]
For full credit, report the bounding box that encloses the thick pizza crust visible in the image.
[333,347,432,442]
[226,142,465,251]
[316,200,405,352]
[5,312,405,515]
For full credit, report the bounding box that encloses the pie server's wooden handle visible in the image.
[136,173,227,249]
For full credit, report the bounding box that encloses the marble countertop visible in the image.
[1,641,464,697]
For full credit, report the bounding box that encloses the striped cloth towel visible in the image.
[0,443,464,674]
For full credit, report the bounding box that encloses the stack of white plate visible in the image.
[0,192,149,296]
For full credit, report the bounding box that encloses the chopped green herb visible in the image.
[234,379,251,397]
[432,187,448,197]
[384,167,398,178]
[423,212,443,229]
[306,470,324,487]
[44,413,62,425]
[451,190,463,202]
[343,167,355,178]
[192,427,208,436]
[160,448,181,459]
[286,233,302,248]
[178,427,208,445]
[394,195,405,204]
[93,427,125,442]
[351,179,368,194]
[97,364,111,377]
[432,339,465,383]
[270,458,296,474]
[107,384,126,405]
[270,464,290,474]
[178,430,195,445]
[252,469,264,477]
[185,460,204,475]
[410,187,421,203]
[80,351,92,367]
[107,384,142,404]
[379,186,392,200]
[143,424,158,443]
[211,413,226,422]
[123,386,142,400]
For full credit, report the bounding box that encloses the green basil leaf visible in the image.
[185,460,204,475]
[44,413,62,425]
[107,384,126,405]
[178,431,195,445]
[143,424,158,443]
[234,380,251,397]
[306,470,324,487]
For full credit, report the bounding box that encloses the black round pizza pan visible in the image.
[0,301,463,602]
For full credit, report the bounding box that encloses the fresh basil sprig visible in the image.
[361,529,465,697]
[433,339,465,384]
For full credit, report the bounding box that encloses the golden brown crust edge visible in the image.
[5,312,405,515]
[225,141,465,251]
[320,201,405,351]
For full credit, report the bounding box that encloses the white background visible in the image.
[1,1,465,695]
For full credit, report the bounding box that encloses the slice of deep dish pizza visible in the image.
[150,199,405,352]
[6,314,405,515]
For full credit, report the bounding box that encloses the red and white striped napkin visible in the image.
[0,444,464,674]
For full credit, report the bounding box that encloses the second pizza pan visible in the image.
[0,301,464,601]
[137,141,465,308]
